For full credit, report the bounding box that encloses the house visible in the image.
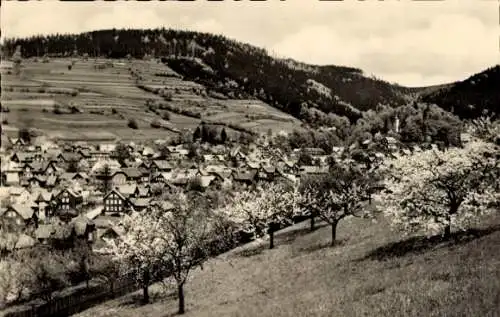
[53,188,83,216]
[298,165,329,176]
[117,184,140,198]
[111,171,127,186]
[152,172,173,184]
[57,152,80,164]
[10,138,26,150]
[11,152,33,164]
[33,189,53,222]
[71,215,96,243]
[103,189,131,215]
[8,187,32,205]
[258,165,277,181]
[1,204,38,229]
[34,224,56,245]
[121,168,142,183]
[150,160,173,174]
[129,197,152,212]
[233,169,258,186]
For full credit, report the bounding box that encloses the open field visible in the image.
[73,212,500,317]
[1,58,302,142]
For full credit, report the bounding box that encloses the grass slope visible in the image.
[1,58,301,142]
[74,213,500,317]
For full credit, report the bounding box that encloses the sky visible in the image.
[1,0,498,87]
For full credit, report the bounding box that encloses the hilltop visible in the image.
[1,29,413,128]
[420,65,500,119]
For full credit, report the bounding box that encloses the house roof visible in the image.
[233,170,257,181]
[71,215,95,236]
[85,206,104,220]
[15,234,36,249]
[299,166,329,174]
[117,184,138,196]
[121,168,142,178]
[152,160,173,170]
[130,198,151,208]
[46,175,57,186]
[93,215,121,229]
[12,152,32,162]
[198,175,216,187]
[103,189,128,202]
[9,204,34,220]
[35,224,56,239]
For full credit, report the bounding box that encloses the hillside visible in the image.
[0,57,302,142]
[2,29,413,125]
[420,65,500,119]
[73,213,500,317]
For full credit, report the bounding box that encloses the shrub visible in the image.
[2,119,8,125]
[111,108,118,114]
[67,64,72,71]
[53,105,63,114]
[128,119,139,129]
[162,111,171,121]
[150,119,161,129]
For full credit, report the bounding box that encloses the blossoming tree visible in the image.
[377,139,499,238]
[299,162,374,245]
[217,181,297,249]
[105,190,225,314]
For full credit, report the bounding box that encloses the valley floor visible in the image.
[74,213,500,317]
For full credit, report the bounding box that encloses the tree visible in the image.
[113,143,131,165]
[18,127,31,145]
[299,161,373,245]
[88,254,121,296]
[67,157,80,173]
[377,139,499,238]
[217,182,297,249]
[220,128,228,144]
[193,126,201,142]
[106,191,226,314]
[0,253,31,307]
[128,119,139,129]
[25,250,69,302]
[297,151,313,166]
[99,164,112,194]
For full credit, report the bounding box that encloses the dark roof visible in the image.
[121,168,142,178]
[152,160,173,170]
[233,170,257,181]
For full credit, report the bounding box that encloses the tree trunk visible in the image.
[331,221,339,246]
[142,269,150,304]
[269,227,275,249]
[310,214,315,232]
[444,224,451,239]
[177,282,185,314]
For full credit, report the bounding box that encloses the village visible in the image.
[0,131,396,254]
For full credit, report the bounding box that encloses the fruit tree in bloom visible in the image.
[377,139,499,238]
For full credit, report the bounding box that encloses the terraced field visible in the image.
[1,58,302,142]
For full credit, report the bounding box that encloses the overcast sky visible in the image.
[1,0,498,87]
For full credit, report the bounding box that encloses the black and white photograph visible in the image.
[0,0,499,316]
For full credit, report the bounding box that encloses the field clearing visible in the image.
[2,58,304,140]
[74,212,500,317]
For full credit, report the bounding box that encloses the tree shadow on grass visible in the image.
[297,239,348,254]
[356,224,500,262]
[235,223,329,258]
[118,290,176,308]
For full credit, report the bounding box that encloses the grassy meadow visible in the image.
[73,211,500,317]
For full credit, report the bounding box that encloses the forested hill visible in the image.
[1,28,412,123]
[420,65,500,119]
